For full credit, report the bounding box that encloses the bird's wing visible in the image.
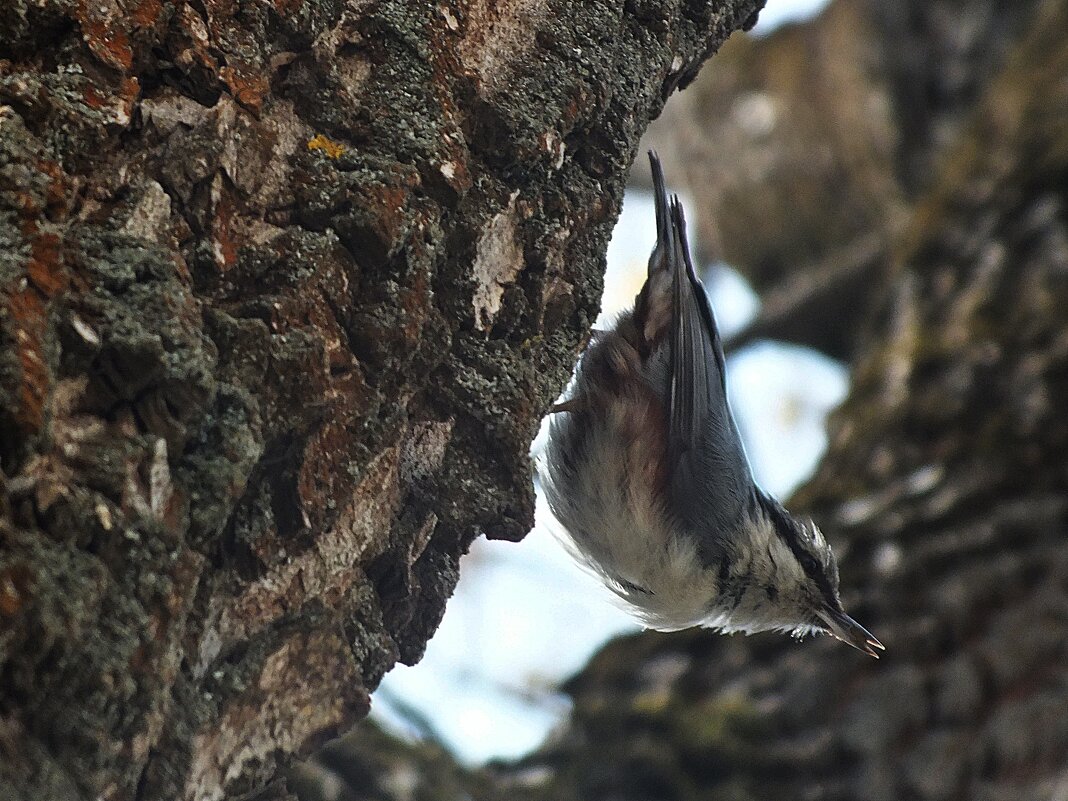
[665,197,755,559]
[648,152,671,278]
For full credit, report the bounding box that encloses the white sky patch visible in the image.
[599,190,663,326]
[729,341,849,498]
[752,0,832,34]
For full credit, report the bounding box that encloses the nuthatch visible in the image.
[543,152,883,657]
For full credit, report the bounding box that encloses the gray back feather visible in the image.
[659,196,754,564]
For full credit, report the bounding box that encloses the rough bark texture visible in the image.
[0,2,763,800]
[300,1,1068,800]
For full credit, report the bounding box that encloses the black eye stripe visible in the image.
[757,490,838,601]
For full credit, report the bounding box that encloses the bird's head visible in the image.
[758,497,884,658]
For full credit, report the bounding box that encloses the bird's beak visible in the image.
[648,151,671,270]
[817,608,885,659]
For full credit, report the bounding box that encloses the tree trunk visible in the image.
[0,2,763,799]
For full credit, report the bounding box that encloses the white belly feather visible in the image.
[544,407,824,638]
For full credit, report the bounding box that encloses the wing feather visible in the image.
[665,197,754,560]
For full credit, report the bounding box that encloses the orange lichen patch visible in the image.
[398,270,430,347]
[8,290,49,432]
[307,134,346,159]
[363,181,416,259]
[76,1,135,72]
[6,229,69,432]
[273,0,303,14]
[12,192,39,221]
[0,563,32,618]
[301,292,355,374]
[83,84,108,110]
[220,65,269,115]
[121,76,141,109]
[172,3,217,72]
[2,149,73,437]
[34,159,68,217]
[130,0,163,29]
[81,77,139,127]
[26,232,64,296]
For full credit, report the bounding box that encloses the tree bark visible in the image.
[297,1,1068,800]
[0,2,762,799]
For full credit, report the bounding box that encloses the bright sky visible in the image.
[372,0,838,765]
[752,0,830,32]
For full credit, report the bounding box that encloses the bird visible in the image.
[542,151,883,657]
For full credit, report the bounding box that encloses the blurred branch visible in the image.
[722,231,887,361]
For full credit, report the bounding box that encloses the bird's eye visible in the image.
[799,551,821,577]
